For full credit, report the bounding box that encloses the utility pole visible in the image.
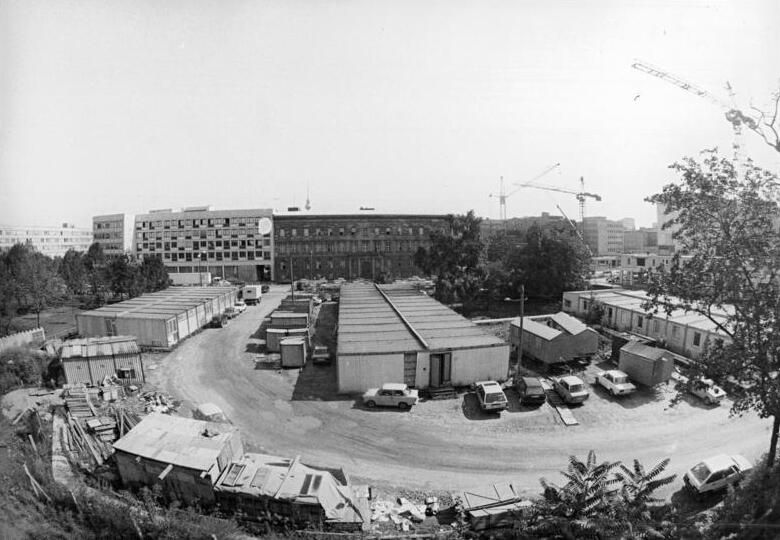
[517,284,525,374]
[290,256,295,301]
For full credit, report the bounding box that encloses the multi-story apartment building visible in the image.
[623,228,659,254]
[132,207,274,282]
[93,213,135,258]
[0,223,93,257]
[582,217,625,256]
[273,214,448,281]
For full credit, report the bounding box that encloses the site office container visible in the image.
[618,342,674,386]
[280,337,307,368]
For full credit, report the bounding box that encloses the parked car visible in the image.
[210,314,229,328]
[474,381,508,412]
[311,345,331,365]
[553,375,590,404]
[362,383,419,410]
[515,376,547,406]
[690,377,726,405]
[684,454,753,497]
[261,284,270,293]
[223,307,239,319]
[234,300,247,314]
[596,370,637,397]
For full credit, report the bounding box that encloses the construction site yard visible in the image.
[140,285,771,500]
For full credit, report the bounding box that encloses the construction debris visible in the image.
[139,391,179,414]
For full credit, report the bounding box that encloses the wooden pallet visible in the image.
[427,386,457,400]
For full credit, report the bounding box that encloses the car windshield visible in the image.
[568,383,585,393]
[486,392,506,403]
[690,462,711,483]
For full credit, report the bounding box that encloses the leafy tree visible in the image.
[59,249,88,295]
[414,210,485,310]
[0,244,63,328]
[107,255,145,299]
[83,242,108,304]
[140,255,170,292]
[645,151,780,464]
[613,458,677,538]
[530,451,622,538]
[706,456,780,539]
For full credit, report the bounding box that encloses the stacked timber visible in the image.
[64,386,97,418]
[86,416,118,442]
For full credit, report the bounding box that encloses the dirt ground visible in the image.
[146,284,772,500]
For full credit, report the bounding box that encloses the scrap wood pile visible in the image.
[370,495,448,533]
[140,391,179,414]
[64,385,98,418]
[63,411,113,468]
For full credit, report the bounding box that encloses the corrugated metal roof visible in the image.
[620,340,670,360]
[337,283,506,355]
[113,413,238,472]
[60,336,140,359]
[78,286,236,321]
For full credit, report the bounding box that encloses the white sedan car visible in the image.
[597,370,637,396]
[684,454,753,497]
[690,377,726,405]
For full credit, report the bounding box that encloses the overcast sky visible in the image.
[1,0,779,229]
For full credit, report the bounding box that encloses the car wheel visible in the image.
[366,400,376,408]
[398,402,409,410]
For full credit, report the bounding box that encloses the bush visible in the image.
[0,346,47,394]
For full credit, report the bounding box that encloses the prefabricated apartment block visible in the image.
[336,282,509,393]
[562,288,730,360]
[76,287,238,348]
[59,336,144,386]
[510,312,599,365]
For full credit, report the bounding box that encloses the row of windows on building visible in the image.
[94,222,123,230]
[277,226,431,238]
[136,217,265,230]
[137,238,270,252]
[276,240,425,254]
[279,256,417,271]
[137,230,271,242]
[162,250,271,262]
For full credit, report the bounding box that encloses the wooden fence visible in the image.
[0,327,46,354]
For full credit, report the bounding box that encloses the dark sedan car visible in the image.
[515,376,547,406]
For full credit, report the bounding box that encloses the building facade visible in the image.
[273,213,448,281]
[93,213,135,258]
[623,228,658,253]
[0,223,93,257]
[132,207,274,282]
[582,217,625,256]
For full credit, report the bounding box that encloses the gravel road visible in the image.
[148,285,771,498]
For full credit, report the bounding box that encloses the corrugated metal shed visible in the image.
[79,287,236,320]
[113,412,239,472]
[337,283,505,355]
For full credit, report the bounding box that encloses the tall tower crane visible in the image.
[631,60,757,160]
[516,176,602,224]
[490,163,560,221]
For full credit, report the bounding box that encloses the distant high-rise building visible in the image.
[0,223,93,257]
[582,216,625,255]
[93,213,134,258]
[132,207,274,282]
[619,218,636,231]
[623,227,659,253]
[656,203,681,252]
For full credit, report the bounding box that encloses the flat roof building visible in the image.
[273,213,447,281]
[562,288,731,360]
[133,206,274,283]
[93,213,134,258]
[76,286,238,349]
[337,282,509,392]
[0,223,93,257]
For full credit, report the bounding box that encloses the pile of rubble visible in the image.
[139,391,179,414]
[370,495,445,532]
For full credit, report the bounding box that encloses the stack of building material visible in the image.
[64,387,96,418]
[86,416,118,442]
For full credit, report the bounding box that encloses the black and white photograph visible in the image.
[1,1,779,538]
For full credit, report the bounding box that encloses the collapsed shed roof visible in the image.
[113,413,238,473]
[216,453,366,524]
[512,312,593,341]
[337,283,505,355]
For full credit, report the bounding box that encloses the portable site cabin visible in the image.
[510,312,599,365]
[336,283,509,393]
[59,336,144,386]
[266,327,308,353]
[215,453,368,531]
[76,287,238,349]
[618,340,675,386]
[280,337,307,368]
[270,311,309,329]
[113,413,243,505]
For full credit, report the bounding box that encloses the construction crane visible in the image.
[556,204,592,257]
[516,176,602,225]
[489,163,560,221]
[631,60,757,160]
